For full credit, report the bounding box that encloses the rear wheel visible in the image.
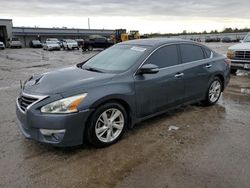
[88,45,93,51]
[202,77,222,106]
[87,102,127,148]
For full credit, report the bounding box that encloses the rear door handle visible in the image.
[174,73,184,78]
[205,64,212,68]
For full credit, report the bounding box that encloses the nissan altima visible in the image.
[16,38,230,147]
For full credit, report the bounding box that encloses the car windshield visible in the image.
[48,38,58,41]
[82,44,148,73]
[244,34,250,42]
[47,41,57,44]
[65,40,76,43]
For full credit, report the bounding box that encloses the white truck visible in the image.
[227,32,250,73]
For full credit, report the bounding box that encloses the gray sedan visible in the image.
[16,38,230,147]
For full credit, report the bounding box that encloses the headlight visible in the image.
[41,93,87,113]
[227,50,235,59]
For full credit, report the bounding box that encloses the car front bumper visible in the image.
[16,99,94,147]
[48,46,61,50]
[231,59,250,70]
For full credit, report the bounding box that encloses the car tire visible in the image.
[88,45,93,51]
[230,69,237,74]
[87,102,127,148]
[202,77,222,106]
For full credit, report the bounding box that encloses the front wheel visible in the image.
[87,102,127,148]
[202,77,222,106]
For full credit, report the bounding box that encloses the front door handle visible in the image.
[174,72,184,78]
[205,64,212,68]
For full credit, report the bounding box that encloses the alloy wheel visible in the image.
[209,80,221,103]
[95,108,124,143]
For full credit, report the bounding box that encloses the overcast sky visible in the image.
[1,0,250,33]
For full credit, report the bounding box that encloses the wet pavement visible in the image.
[0,43,250,188]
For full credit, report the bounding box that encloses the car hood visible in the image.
[229,42,250,51]
[23,66,115,95]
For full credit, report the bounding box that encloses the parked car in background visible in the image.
[16,38,230,148]
[227,32,250,73]
[46,38,60,43]
[30,40,43,48]
[62,39,79,50]
[205,37,220,42]
[195,38,201,42]
[205,37,213,42]
[43,41,61,51]
[222,37,232,43]
[75,39,84,48]
[82,35,114,51]
[7,38,22,48]
[0,41,5,50]
[46,38,61,46]
[58,40,64,48]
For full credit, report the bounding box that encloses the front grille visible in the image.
[235,51,250,60]
[18,95,39,112]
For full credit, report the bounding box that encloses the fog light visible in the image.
[40,129,65,136]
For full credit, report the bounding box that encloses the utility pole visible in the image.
[88,18,90,29]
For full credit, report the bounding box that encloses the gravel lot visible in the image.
[0,43,250,188]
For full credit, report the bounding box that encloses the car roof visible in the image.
[120,38,193,47]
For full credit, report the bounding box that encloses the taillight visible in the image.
[224,58,231,67]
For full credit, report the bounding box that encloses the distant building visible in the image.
[0,19,115,47]
[0,19,13,44]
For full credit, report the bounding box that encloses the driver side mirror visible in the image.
[138,64,159,74]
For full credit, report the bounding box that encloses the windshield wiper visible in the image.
[83,66,103,73]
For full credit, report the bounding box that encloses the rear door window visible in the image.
[179,44,205,63]
[145,45,179,68]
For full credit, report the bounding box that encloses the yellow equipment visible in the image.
[128,30,140,40]
[114,29,128,43]
[112,29,140,43]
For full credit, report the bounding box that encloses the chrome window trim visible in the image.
[134,42,213,75]
[17,92,48,114]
